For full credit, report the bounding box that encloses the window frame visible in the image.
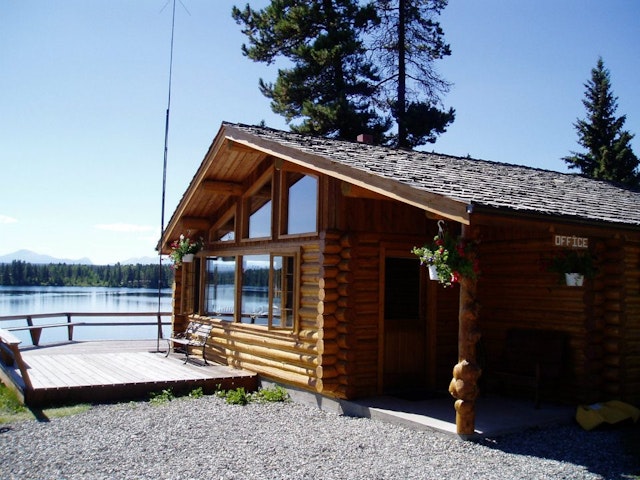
[201,247,300,332]
[242,169,276,241]
[279,170,319,237]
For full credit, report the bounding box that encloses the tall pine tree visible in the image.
[370,0,454,148]
[232,0,390,141]
[563,57,639,188]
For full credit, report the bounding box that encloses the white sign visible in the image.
[554,235,589,249]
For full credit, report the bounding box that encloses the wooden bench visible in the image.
[166,321,213,365]
[492,328,567,408]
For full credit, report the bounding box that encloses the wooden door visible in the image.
[382,256,427,393]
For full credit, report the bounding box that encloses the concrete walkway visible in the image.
[277,382,576,439]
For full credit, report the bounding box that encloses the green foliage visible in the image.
[250,385,290,403]
[1,382,90,423]
[232,0,390,142]
[216,385,289,405]
[563,57,639,188]
[412,230,478,287]
[371,0,455,148]
[549,250,597,278]
[233,0,454,148]
[169,234,203,267]
[149,388,175,405]
[0,260,173,288]
[219,387,249,405]
[0,383,26,415]
[188,387,204,399]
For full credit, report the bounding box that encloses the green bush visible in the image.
[250,385,290,403]
[220,387,248,405]
[149,388,175,405]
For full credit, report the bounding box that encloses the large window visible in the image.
[204,256,236,321]
[284,173,317,235]
[241,255,270,325]
[204,252,297,330]
[271,255,295,328]
[247,178,272,239]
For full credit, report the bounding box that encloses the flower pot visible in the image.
[182,254,194,263]
[565,273,584,287]
[428,265,439,281]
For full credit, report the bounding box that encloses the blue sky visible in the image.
[1,1,638,264]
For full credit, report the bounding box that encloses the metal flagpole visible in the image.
[157,0,177,352]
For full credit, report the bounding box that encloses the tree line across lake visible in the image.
[0,261,174,289]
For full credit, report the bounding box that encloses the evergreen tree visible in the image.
[370,0,454,148]
[232,0,390,142]
[563,57,639,188]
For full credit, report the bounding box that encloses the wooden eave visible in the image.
[160,128,269,252]
[223,125,471,225]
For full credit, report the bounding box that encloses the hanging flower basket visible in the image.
[428,265,439,281]
[564,273,584,287]
[169,234,203,268]
[549,250,596,287]
[412,222,479,288]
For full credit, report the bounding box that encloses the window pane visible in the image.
[271,255,295,329]
[204,256,236,321]
[287,174,317,234]
[241,255,269,325]
[215,217,235,242]
[248,179,272,238]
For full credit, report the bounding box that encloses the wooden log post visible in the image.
[448,227,482,436]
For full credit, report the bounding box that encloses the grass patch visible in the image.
[0,382,90,424]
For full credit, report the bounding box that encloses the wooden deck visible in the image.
[0,339,258,406]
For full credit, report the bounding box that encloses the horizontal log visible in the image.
[318,289,340,303]
[316,365,339,379]
[322,254,342,267]
[240,361,318,391]
[317,339,339,356]
[319,277,338,290]
[226,349,317,377]
[321,266,340,279]
[321,243,343,255]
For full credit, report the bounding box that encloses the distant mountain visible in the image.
[121,256,160,265]
[0,249,93,265]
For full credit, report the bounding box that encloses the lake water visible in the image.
[0,286,172,345]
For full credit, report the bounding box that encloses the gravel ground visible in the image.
[0,395,638,480]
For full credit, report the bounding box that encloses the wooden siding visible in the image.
[475,217,640,405]
[170,242,324,393]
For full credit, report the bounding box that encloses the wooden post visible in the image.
[448,226,481,436]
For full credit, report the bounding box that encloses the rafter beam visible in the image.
[341,182,392,200]
[201,180,244,196]
[179,216,210,232]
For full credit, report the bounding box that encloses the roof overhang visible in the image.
[223,124,471,224]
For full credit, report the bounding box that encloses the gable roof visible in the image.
[224,123,640,227]
[162,122,640,250]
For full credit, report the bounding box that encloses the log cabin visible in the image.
[160,122,640,434]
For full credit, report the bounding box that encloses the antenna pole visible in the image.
[157,0,177,352]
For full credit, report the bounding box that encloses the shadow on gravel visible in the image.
[474,422,640,479]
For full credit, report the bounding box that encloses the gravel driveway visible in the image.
[0,395,638,479]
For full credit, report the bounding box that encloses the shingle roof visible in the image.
[225,122,640,228]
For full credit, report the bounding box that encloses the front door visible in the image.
[382,256,427,393]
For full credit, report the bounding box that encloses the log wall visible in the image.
[476,219,640,405]
[192,241,324,392]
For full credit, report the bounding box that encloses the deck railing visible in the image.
[0,312,172,346]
